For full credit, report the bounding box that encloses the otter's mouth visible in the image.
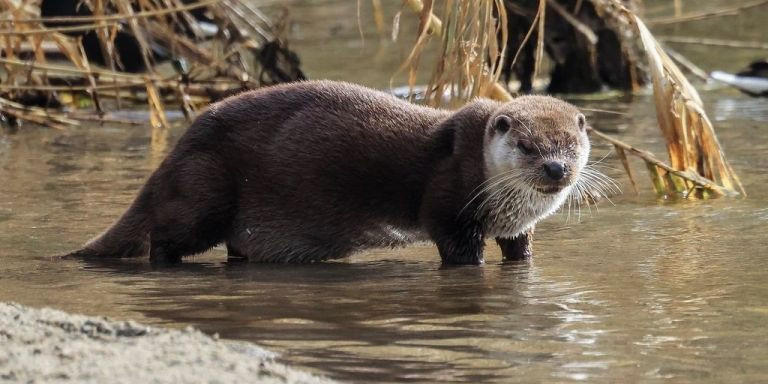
[533,185,564,195]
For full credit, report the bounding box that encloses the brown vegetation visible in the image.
[397,0,744,198]
[0,0,747,198]
[0,0,304,132]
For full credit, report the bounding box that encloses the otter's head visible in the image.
[484,96,590,198]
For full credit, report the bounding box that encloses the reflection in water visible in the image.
[70,254,598,382]
[2,1,768,382]
[2,146,768,383]
[713,97,768,123]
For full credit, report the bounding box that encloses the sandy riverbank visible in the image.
[0,302,335,384]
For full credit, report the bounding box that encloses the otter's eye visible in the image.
[517,140,533,155]
[577,113,586,131]
[494,114,511,134]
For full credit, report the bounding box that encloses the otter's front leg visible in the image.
[496,227,534,260]
[431,220,486,265]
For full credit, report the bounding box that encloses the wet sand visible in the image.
[0,302,335,384]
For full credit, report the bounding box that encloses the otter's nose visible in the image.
[543,161,566,181]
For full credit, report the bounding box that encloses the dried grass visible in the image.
[596,1,745,197]
[396,0,511,107]
[0,0,288,133]
[0,1,747,199]
[399,0,744,198]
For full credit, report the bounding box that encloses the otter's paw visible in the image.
[496,231,533,261]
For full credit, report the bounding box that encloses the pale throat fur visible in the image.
[479,98,591,239]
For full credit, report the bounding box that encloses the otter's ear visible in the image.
[493,114,512,134]
[576,113,586,131]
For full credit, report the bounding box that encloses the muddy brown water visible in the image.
[1,1,768,383]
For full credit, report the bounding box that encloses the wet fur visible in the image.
[63,80,590,264]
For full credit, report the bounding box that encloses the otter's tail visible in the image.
[62,187,152,259]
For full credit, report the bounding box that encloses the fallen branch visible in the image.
[588,127,736,197]
[587,0,745,197]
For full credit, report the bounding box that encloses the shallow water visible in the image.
[2,1,768,383]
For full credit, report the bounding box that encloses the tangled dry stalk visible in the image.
[0,0,302,137]
[0,0,747,199]
[590,1,744,197]
[398,0,744,198]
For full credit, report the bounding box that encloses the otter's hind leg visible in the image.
[148,155,236,262]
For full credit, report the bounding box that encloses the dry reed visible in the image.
[398,0,744,198]
[0,0,297,134]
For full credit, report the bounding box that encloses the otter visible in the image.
[63,80,596,264]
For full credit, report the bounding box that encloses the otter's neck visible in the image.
[483,183,570,238]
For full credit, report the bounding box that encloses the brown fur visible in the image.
[62,80,590,264]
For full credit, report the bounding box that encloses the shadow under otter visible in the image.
[62,81,594,264]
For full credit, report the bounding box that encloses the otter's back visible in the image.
[207,81,451,228]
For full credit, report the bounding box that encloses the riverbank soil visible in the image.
[0,302,334,384]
